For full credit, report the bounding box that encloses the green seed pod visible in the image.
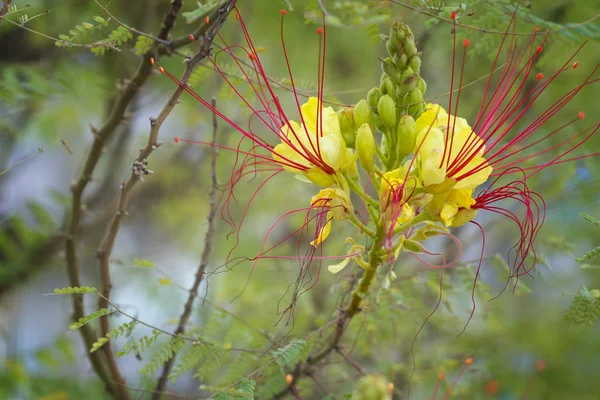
[416,76,427,95]
[381,57,403,86]
[353,99,372,130]
[379,76,396,97]
[396,115,417,159]
[356,123,375,173]
[408,55,421,73]
[377,95,396,131]
[337,107,356,148]
[367,87,382,111]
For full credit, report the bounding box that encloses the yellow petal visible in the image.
[440,203,459,227]
[310,217,332,247]
[327,257,351,274]
[304,168,336,187]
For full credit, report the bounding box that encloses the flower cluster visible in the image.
[154,6,598,315]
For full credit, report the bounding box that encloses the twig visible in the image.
[0,147,43,177]
[64,0,209,397]
[152,97,223,398]
[85,2,234,399]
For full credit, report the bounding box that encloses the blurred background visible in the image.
[1,0,600,399]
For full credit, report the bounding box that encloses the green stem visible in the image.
[348,214,376,239]
[343,171,379,210]
[346,224,384,318]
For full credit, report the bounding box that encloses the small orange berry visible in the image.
[485,379,499,394]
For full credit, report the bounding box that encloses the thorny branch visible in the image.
[92,3,235,399]
[64,1,233,398]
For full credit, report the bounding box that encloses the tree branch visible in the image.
[91,3,234,400]
[64,0,222,397]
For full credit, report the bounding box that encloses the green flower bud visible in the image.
[393,53,408,69]
[396,115,417,159]
[403,38,417,58]
[367,87,382,111]
[404,87,424,116]
[416,76,427,95]
[377,95,396,131]
[337,107,356,148]
[385,40,395,57]
[381,57,403,86]
[399,68,417,95]
[408,55,421,73]
[351,374,390,400]
[379,76,396,97]
[591,289,600,299]
[356,123,375,172]
[373,113,386,132]
[353,99,372,129]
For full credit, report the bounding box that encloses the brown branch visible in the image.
[87,3,234,399]
[64,0,220,397]
[152,93,222,398]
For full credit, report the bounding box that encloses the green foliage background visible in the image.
[1,0,599,399]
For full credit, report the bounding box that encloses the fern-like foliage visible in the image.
[168,342,212,383]
[55,16,110,47]
[53,286,98,295]
[564,287,600,326]
[69,308,113,330]
[140,337,186,375]
[576,213,600,264]
[272,339,310,374]
[213,378,256,399]
[116,329,162,357]
[134,36,155,56]
[91,26,133,55]
[90,321,136,353]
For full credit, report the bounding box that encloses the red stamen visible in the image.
[204,16,210,24]
[573,61,579,68]
[174,136,179,143]
[158,66,165,74]
[316,27,324,35]
[189,34,195,41]
[485,379,500,394]
[534,360,546,372]
[536,72,544,81]
[463,38,471,48]
[149,57,155,65]
[533,26,540,32]
[450,11,457,19]
[579,111,585,119]
[280,9,287,15]
[536,45,543,53]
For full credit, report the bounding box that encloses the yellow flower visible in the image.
[413,103,492,190]
[310,188,354,246]
[273,97,355,187]
[439,189,476,227]
[379,168,415,225]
